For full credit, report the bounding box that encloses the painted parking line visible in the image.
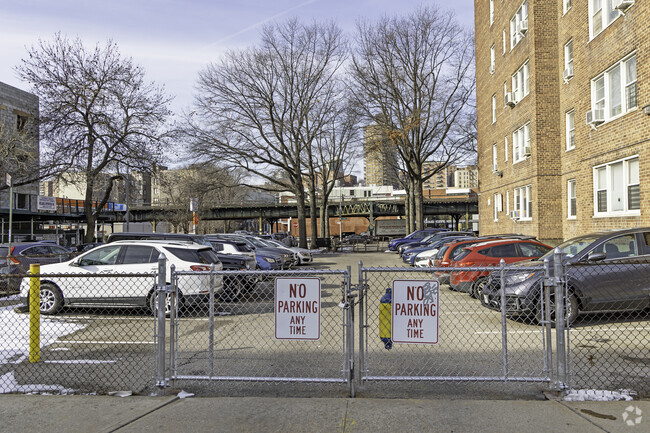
[56,340,155,344]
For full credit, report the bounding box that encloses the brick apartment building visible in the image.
[363,124,400,188]
[475,0,648,244]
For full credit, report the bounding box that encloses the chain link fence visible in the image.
[165,267,354,396]
[1,272,158,395]
[359,264,551,389]
[564,259,650,396]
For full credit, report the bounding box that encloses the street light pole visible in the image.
[339,183,343,242]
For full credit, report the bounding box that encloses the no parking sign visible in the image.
[392,279,439,344]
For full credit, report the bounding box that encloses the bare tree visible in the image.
[15,33,173,242]
[0,119,39,190]
[350,6,476,230]
[188,19,347,248]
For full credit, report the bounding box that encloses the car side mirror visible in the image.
[586,252,606,262]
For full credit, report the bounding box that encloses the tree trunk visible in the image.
[295,185,308,249]
[84,178,96,243]
[308,183,318,250]
[414,176,424,230]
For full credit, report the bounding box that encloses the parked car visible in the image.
[388,228,447,251]
[215,253,258,301]
[19,240,224,315]
[218,234,294,269]
[481,228,650,325]
[0,242,76,292]
[399,231,475,257]
[263,239,313,265]
[449,239,552,297]
[407,236,477,267]
[205,238,256,259]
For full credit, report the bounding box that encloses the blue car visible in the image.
[402,236,477,265]
[388,228,447,251]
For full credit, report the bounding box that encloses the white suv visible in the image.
[20,240,223,315]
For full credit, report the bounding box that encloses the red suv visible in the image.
[449,239,552,298]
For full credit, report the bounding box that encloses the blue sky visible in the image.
[1,0,474,114]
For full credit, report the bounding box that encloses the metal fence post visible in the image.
[543,257,554,385]
[209,263,215,378]
[169,263,177,382]
[499,259,508,380]
[156,253,167,392]
[357,261,365,390]
[553,247,567,392]
[347,265,355,398]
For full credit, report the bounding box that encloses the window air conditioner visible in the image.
[519,19,528,35]
[563,65,573,82]
[505,92,516,107]
[509,210,520,220]
[615,0,634,13]
[586,109,605,126]
[524,145,531,157]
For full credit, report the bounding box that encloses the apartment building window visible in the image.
[564,0,572,14]
[492,144,498,171]
[512,122,530,163]
[512,60,530,102]
[510,0,528,49]
[594,156,639,216]
[568,179,577,219]
[504,136,508,162]
[502,29,506,54]
[492,94,496,123]
[503,82,508,106]
[566,110,575,150]
[506,190,510,214]
[589,0,621,39]
[564,40,573,80]
[514,185,532,220]
[591,54,637,122]
[490,45,495,73]
[16,115,28,132]
[494,193,503,221]
[490,0,495,26]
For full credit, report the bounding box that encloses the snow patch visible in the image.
[0,371,75,395]
[178,390,194,398]
[564,389,634,402]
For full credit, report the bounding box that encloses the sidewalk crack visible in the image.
[553,400,611,433]
[107,396,180,433]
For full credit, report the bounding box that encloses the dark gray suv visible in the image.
[481,228,650,325]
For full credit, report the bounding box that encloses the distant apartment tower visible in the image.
[454,165,479,189]
[0,81,39,210]
[475,0,648,244]
[363,124,400,187]
[422,162,456,190]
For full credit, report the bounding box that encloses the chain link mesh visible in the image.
[168,269,352,393]
[360,265,550,384]
[1,272,158,395]
[564,259,650,397]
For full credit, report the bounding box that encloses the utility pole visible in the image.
[5,173,13,266]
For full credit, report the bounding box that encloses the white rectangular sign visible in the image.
[37,195,57,211]
[275,277,320,340]
[392,279,439,344]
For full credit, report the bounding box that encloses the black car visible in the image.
[215,253,258,301]
[481,228,650,325]
[0,242,76,292]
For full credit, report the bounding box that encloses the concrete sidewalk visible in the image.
[1,395,647,433]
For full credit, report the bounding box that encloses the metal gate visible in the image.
[156,265,355,396]
[357,261,560,388]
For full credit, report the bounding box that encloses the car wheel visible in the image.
[471,277,489,299]
[149,289,183,317]
[536,291,579,327]
[40,283,64,315]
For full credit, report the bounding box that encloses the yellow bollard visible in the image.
[29,263,40,363]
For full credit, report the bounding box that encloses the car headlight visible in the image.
[263,257,276,263]
[505,272,536,285]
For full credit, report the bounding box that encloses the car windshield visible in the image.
[247,238,269,248]
[435,246,449,260]
[539,236,600,260]
[165,247,220,264]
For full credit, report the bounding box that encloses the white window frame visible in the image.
[512,122,530,164]
[490,45,496,73]
[565,110,575,151]
[492,143,498,172]
[568,179,577,219]
[590,53,637,123]
[514,184,532,220]
[502,29,506,54]
[492,94,497,123]
[506,190,510,214]
[490,0,495,26]
[564,0,572,15]
[510,0,528,50]
[589,0,622,40]
[504,136,508,162]
[593,155,640,217]
[512,60,530,102]
[494,193,500,221]
[564,39,573,80]
[503,82,508,107]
